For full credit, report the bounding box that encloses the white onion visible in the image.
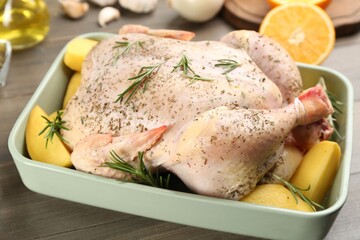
[169,0,224,22]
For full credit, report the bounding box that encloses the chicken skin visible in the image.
[62,26,302,149]
[64,25,333,200]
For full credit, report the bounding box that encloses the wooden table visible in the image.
[1,1,359,239]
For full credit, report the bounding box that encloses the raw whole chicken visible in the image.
[64,25,334,200]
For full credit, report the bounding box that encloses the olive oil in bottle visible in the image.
[0,0,50,50]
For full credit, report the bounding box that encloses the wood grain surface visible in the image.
[223,0,360,37]
[1,1,359,239]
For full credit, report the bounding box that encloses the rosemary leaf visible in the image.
[215,59,241,74]
[327,91,344,114]
[115,62,163,104]
[273,174,324,211]
[104,150,170,189]
[173,53,214,84]
[112,40,144,65]
[38,110,69,148]
[187,74,214,85]
[317,77,344,140]
[172,53,195,75]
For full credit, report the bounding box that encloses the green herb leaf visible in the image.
[112,40,144,65]
[172,53,195,75]
[38,110,69,148]
[273,174,324,211]
[188,74,214,85]
[327,90,344,115]
[215,59,241,74]
[173,53,214,84]
[104,150,171,189]
[318,77,344,140]
[115,62,163,104]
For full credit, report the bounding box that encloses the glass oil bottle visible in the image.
[0,0,50,50]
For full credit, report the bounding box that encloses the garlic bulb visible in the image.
[119,0,158,13]
[168,0,224,22]
[98,7,121,27]
[89,0,117,7]
[59,0,89,19]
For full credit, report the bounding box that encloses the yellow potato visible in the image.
[63,38,98,71]
[290,141,341,203]
[25,105,72,167]
[241,184,313,212]
[63,72,81,108]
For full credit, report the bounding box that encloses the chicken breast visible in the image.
[62,28,302,149]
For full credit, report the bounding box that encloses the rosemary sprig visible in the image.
[327,90,344,140]
[188,74,215,84]
[115,62,163,104]
[104,150,171,189]
[112,40,144,65]
[38,110,69,148]
[172,53,214,84]
[318,77,344,140]
[215,59,241,74]
[172,53,194,75]
[327,90,344,115]
[273,174,324,211]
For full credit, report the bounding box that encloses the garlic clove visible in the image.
[119,0,158,14]
[59,0,89,20]
[168,0,224,22]
[89,0,117,7]
[98,7,121,28]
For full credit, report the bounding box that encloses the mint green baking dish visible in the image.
[8,33,353,240]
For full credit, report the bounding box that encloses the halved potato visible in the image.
[63,38,98,71]
[25,105,72,167]
[290,141,341,203]
[63,72,82,108]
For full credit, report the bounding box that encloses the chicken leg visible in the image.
[154,85,333,200]
[220,30,303,104]
[71,126,167,179]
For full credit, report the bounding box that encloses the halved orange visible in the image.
[267,0,332,9]
[259,3,335,65]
